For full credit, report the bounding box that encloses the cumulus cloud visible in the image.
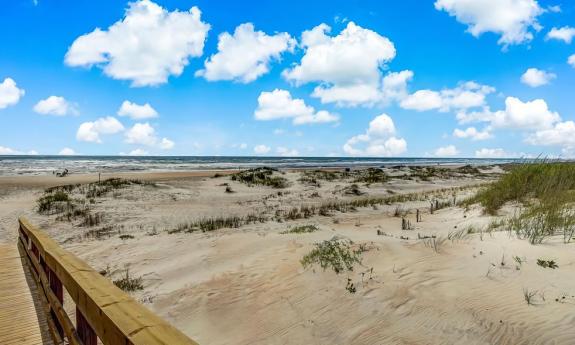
[117,100,158,119]
[76,116,125,143]
[525,121,575,148]
[456,96,560,131]
[569,54,575,68]
[491,97,560,130]
[546,26,575,43]
[197,23,295,83]
[33,96,78,116]
[283,22,396,107]
[254,144,271,154]
[254,89,338,125]
[343,114,407,156]
[520,68,556,87]
[434,145,459,157]
[59,148,76,155]
[124,122,174,149]
[434,0,543,46]
[400,81,494,112]
[453,126,491,140]
[475,148,507,158]
[0,78,25,109]
[65,0,210,86]
[276,147,299,157]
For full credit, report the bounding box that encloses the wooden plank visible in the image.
[19,217,200,345]
[0,243,52,345]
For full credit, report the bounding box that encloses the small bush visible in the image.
[301,238,363,274]
[119,234,135,240]
[113,269,143,292]
[230,167,288,188]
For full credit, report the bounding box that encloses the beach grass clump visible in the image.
[300,169,348,184]
[471,161,575,214]
[113,269,143,292]
[352,168,388,184]
[230,167,288,188]
[280,224,319,234]
[37,190,72,214]
[169,213,268,234]
[301,238,363,274]
[536,258,558,269]
[505,203,575,244]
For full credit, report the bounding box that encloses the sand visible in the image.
[1,166,575,344]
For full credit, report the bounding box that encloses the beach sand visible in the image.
[1,166,574,344]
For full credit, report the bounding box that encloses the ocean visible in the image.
[0,155,524,176]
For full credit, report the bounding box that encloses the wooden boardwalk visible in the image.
[0,243,53,345]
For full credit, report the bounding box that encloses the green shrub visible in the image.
[280,225,319,234]
[301,238,363,274]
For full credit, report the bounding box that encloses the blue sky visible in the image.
[0,0,574,157]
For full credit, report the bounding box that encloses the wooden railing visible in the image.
[17,217,199,345]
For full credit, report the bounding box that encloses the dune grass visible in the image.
[280,224,319,234]
[466,161,575,244]
[230,167,288,188]
[300,238,363,274]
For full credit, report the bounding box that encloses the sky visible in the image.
[0,0,574,158]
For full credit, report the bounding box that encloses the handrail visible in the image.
[18,217,199,345]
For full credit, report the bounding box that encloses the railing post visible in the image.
[77,308,97,345]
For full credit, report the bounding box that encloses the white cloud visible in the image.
[124,122,157,146]
[434,0,543,46]
[254,89,338,125]
[33,96,78,116]
[400,90,443,111]
[129,148,149,156]
[453,126,492,140]
[159,138,175,149]
[520,68,556,87]
[0,78,25,109]
[456,96,561,132]
[0,146,38,155]
[253,144,271,154]
[239,143,247,149]
[59,147,76,155]
[76,117,125,143]
[124,122,174,149]
[546,26,575,43]
[475,148,507,158]
[0,146,18,155]
[343,114,407,156]
[434,145,459,157]
[400,81,494,112]
[525,121,575,148]
[491,97,560,130]
[117,100,158,119]
[380,70,414,104]
[196,23,295,83]
[276,147,299,156]
[548,5,561,13]
[283,22,396,107]
[65,0,210,87]
[569,54,575,67]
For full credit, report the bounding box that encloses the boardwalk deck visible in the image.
[0,243,53,345]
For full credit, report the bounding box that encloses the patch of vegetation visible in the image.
[456,165,482,175]
[113,269,143,292]
[301,238,363,274]
[169,213,268,234]
[119,234,135,240]
[230,167,288,188]
[280,224,319,234]
[523,288,538,305]
[470,161,575,215]
[352,168,388,184]
[536,259,558,269]
[299,170,348,187]
[343,184,364,196]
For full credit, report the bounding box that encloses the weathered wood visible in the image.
[0,243,53,345]
[18,217,199,345]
